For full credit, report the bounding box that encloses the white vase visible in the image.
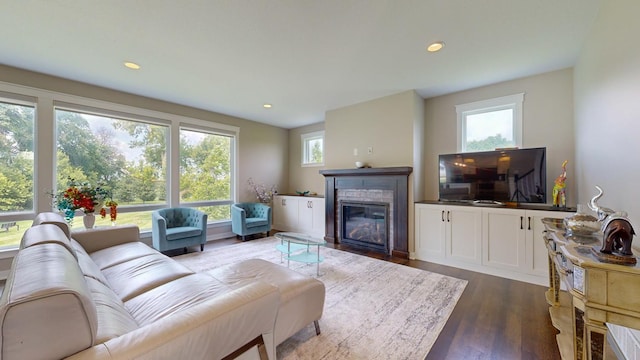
[83,213,96,229]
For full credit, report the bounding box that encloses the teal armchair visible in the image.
[231,202,271,241]
[152,207,208,252]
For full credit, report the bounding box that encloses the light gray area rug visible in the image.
[175,237,467,360]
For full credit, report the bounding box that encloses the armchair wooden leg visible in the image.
[314,320,321,335]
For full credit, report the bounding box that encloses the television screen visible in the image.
[439,147,546,203]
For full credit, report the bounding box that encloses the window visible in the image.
[0,81,239,250]
[0,97,35,248]
[301,131,324,166]
[179,127,234,221]
[55,107,169,230]
[456,93,524,152]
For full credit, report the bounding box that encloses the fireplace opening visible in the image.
[341,201,389,254]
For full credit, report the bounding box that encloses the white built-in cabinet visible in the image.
[415,204,482,265]
[273,195,325,237]
[415,203,573,285]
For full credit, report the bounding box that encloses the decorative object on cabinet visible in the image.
[247,177,277,204]
[588,185,615,221]
[563,204,600,236]
[296,190,310,196]
[593,213,636,264]
[584,185,637,264]
[552,160,568,208]
[355,161,365,168]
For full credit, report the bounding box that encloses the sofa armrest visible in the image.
[65,281,280,360]
[71,225,140,253]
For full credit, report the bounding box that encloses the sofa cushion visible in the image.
[72,240,111,287]
[89,241,158,270]
[31,212,71,238]
[85,277,139,344]
[19,223,76,258]
[245,218,269,228]
[101,253,194,302]
[125,273,233,325]
[0,244,97,360]
[166,226,202,241]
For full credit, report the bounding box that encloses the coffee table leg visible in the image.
[316,245,320,276]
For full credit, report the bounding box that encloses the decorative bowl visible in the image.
[355,161,364,168]
[564,213,601,236]
[296,191,310,196]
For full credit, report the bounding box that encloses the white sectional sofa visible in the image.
[0,212,325,360]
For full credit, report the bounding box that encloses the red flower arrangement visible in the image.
[54,178,116,223]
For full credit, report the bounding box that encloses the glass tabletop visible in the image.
[275,232,326,246]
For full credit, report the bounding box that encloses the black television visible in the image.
[439,147,546,204]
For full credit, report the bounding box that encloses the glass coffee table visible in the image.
[275,232,326,276]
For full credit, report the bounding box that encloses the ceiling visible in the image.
[0,1,602,129]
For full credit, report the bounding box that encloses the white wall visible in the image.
[423,68,575,204]
[574,0,640,238]
[287,122,325,195]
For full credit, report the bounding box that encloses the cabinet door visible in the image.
[483,208,527,272]
[310,198,325,236]
[415,204,447,261]
[297,199,314,231]
[273,196,298,231]
[447,206,483,264]
[525,209,573,277]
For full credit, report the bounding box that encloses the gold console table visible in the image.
[543,219,640,359]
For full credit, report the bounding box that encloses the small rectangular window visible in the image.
[301,131,324,166]
[456,93,524,152]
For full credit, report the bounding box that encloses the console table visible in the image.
[543,220,640,359]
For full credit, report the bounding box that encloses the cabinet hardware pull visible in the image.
[528,216,531,230]
[441,210,445,222]
[308,201,312,208]
[520,216,524,229]
[447,211,450,222]
[282,199,286,206]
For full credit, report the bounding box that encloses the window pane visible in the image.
[180,129,232,202]
[91,210,154,232]
[0,101,35,214]
[465,109,514,151]
[55,109,168,209]
[302,132,324,165]
[194,205,231,222]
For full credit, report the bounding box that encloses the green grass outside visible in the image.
[0,212,155,249]
[0,207,230,249]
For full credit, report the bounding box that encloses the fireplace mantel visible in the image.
[320,166,412,258]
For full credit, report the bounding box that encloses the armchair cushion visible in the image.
[166,226,202,241]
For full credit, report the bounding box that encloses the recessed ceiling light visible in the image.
[263,103,272,109]
[427,41,445,52]
[124,61,141,70]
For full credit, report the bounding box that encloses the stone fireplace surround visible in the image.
[320,167,412,258]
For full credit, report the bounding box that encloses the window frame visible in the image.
[301,130,324,167]
[0,80,239,252]
[456,93,524,152]
[178,125,236,211]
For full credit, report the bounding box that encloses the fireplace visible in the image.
[320,166,412,258]
[341,201,389,253]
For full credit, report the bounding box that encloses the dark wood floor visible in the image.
[205,236,562,360]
